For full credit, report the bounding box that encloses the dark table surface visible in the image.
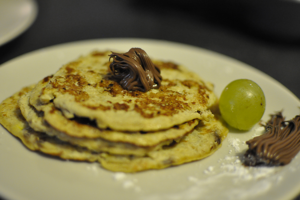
[1,0,300,199]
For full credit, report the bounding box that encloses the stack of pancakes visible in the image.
[0,50,228,172]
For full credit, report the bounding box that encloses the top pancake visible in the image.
[30,50,218,131]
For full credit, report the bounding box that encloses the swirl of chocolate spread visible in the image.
[108,48,162,92]
[244,112,300,166]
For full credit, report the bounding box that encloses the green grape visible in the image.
[219,79,266,131]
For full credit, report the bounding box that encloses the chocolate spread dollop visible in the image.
[108,48,162,92]
[244,112,300,166]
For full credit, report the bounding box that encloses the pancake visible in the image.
[0,48,229,173]
[19,91,199,156]
[30,51,217,131]
[0,86,100,162]
[0,86,227,172]
[99,115,228,172]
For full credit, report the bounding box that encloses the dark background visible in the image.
[1,0,300,199]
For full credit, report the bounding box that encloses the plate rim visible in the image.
[0,38,300,200]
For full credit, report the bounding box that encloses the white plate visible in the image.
[0,39,300,200]
[0,0,38,46]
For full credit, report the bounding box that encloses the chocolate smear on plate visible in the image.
[244,112,300,166]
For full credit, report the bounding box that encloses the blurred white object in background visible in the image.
[0,0,38,46]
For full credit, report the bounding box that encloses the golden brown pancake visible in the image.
[0,86,227,172]
[30,51,218,131]
[99,116,228,172]
[0,49,228,172]
[0,86,100,162]
[19,91,199,156]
